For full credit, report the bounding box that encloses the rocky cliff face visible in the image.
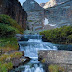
[23,0,44,33]
[43,0,69,9]
[44,0,72,28]
[0,0,27,30]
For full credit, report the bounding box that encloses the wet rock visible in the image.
[13,57,30,68]
[16,34,23,41]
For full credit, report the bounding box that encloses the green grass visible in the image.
[0,51,23,72]
[0,14,24,72]
[48,64,65,72]
[0,23,20,37]
[0,14,24,34]
[0,37,19,52]
[40,26,72,44]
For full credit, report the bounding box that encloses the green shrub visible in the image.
[28,20,33,22]
[40,26,72,44]
[48,64,58,72]
[0,37,19,52]
[0,62,13,72]
[48,64,65,72]
[0,14,24,34]
[0,23,19,37]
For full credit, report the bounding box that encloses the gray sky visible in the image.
[19,0,49,5]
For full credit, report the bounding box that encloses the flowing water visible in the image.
[11,35,57,72]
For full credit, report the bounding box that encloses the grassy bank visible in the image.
[40,26,72,44]
[0,14,24,72]
[0,51,23,72]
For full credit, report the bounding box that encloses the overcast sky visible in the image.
[19,0,49,5]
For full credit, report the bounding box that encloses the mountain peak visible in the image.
[43,0,69,9]
[23,0,43,11]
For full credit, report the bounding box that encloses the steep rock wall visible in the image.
[44,0,72,28]
[0,0,27,30]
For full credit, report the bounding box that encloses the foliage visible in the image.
[0,52,22,62]
[48,64,58,72]
[0,37,19,52]
[0,23,19,37]
[0,14,24,34]
[28,20,33,22]
[0,51,22,72]
[41,58,46,63]
[40,26,72,44]
[0,14,23,72]
[0,14,21,52]
[0,62,13,72]
[10,51,22,59]
[48,64,65,72]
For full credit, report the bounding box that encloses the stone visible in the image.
[15,34,23,41]
[38,50,72,71]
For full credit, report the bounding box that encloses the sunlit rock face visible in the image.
[44,0,72,28]
[0,0,27,30]
[23,0,44,33]
[43,0,69,9]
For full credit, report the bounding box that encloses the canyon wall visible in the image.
[0,0,27,30]
[23,0,44,33]
[44,0,72,29]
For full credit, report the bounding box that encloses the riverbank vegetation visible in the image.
[48,64,65,72]
[40,26,72,44]
[0,14,24,52]
[0,14,24,72]
[0,51,23,72]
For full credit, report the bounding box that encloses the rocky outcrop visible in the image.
[0,0,27,30]
[23,0,44,33]
[38,50,72,72]
[43,0,69,9]
[44,0,72,29]
[40,3,45,8]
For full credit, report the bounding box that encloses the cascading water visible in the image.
[11,35,57,72]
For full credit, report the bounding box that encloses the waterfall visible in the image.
[12,35,57,72]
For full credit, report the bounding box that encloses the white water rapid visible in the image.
[11,35,57,72]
